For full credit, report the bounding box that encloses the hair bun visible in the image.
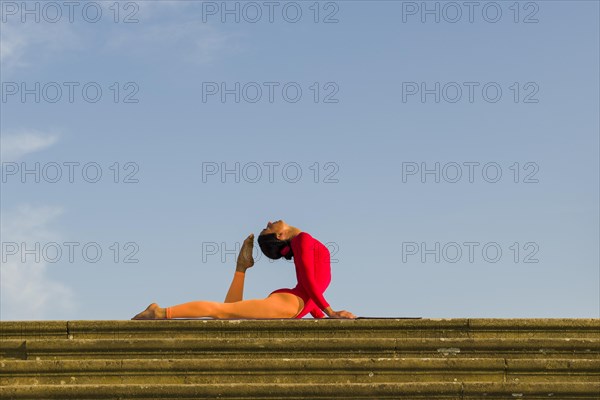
[258,233,293,260]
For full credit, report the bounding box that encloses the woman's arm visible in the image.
[310,307,325,318]
[294,234,331,311]
[294,234,357,319]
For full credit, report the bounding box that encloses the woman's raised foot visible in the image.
[236,233,255,272]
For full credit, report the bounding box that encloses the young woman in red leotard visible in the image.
[131,220,356,320]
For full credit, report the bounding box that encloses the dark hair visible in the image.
[258,233,293,260]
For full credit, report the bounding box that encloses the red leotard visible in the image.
[269,232,332,318]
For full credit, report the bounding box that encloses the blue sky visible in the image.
[1,0,598,320]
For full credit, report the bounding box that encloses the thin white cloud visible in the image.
[1,204,76,321]
[0,25,26,67]
[1,3,234,74]
[0,19,81,75]
[0,23,26,70]
[0,130,59,162]
[1,131,69,320]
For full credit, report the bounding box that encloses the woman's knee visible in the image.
[212,302,235,319]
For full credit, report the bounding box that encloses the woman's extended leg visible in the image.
[131,293,302,319]
[224,271,246,303]
[224,234,255,303]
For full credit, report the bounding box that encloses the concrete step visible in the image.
[1,382,599,399]
[2,319,599,340]
[1,319,598,399]
[1,357,598,385]
[2,337,598,360]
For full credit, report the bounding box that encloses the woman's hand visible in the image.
[328,309,357,319]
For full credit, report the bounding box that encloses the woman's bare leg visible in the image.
[224,271,246,303]
[131,293,302,320]
[224,234,255,303]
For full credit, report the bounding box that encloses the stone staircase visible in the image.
[1,318,598,399]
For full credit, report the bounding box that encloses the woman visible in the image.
[131,220,356,319]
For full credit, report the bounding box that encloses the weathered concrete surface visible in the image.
[2,337,598,360]
[2,357,600,385]
[2,318,599,339]
[1,382,599,399]
[1,319,598,399]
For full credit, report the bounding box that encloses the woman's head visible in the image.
[258,220,294,260]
